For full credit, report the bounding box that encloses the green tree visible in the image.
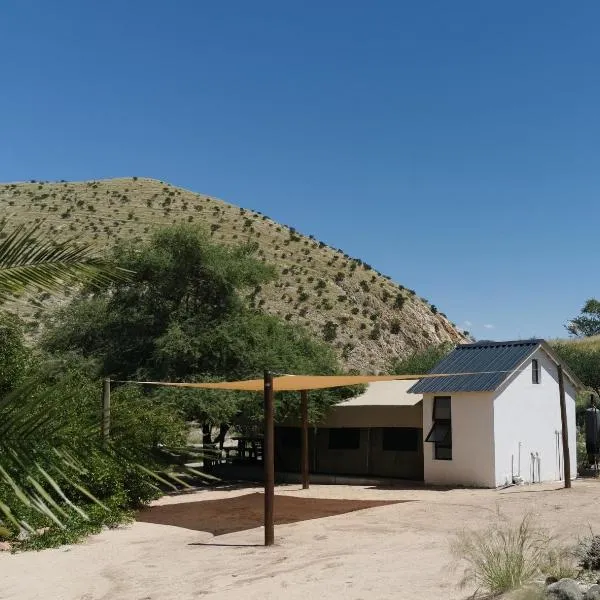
[566,299,600,337]
[0,314,29,395]
[43,225,348,426]
[388,342,454,375]
[552,342,600,398]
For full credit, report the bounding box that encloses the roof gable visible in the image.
[408,340,542,394]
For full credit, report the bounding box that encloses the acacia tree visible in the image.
[388,342,454,375]
[42,225,350,429]
[566,299,600,338]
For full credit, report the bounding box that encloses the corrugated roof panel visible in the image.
[408,340,541,394]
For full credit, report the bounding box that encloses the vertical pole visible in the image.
[558,364,572,488]
[313,427,318,472]
[263,370,275,546]
[300,390,309,489]
[102,378,111,447]
[202,423,211,445]
[366,428,371,474]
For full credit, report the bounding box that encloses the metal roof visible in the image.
[408,339,542,394]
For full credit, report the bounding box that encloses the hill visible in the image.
[551,335,600,350]
[1,177,466,372]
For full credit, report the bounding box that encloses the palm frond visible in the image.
[0,222,131,302]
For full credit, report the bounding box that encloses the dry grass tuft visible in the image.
[451,512,576,597]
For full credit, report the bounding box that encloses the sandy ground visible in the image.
[2,480,599,600]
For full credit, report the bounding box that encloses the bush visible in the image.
[0,353,188,550]
[394,294,405,310]
[451,513,558,596]
[369,324,381,340]
[575,529,600,571]
[538,546,577,580]
[323,321,338,342]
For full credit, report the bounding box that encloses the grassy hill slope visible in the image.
[1,177,466,372]
[551,335,600,350]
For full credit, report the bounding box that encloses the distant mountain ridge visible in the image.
[0,177,466,371]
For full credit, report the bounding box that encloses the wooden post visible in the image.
[558,364,572,488]
[300,390,309,489]
[102,378,111,446]
[263,370,275,546]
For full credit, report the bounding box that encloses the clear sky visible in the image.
[2,1,599,342]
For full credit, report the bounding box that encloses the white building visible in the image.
[274,339,579,488]
[409,339,579,488]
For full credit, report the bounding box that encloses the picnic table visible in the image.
[231,436,263,462]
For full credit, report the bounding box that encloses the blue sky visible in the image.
[1,1,599,341]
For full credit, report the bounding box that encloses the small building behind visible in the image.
[275,339,580,488]
[275,380,424,480]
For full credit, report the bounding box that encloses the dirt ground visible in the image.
[2,480,599,600]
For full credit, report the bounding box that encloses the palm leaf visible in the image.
[0,222,131,302]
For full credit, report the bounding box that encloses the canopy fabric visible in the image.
[123,373,481,392]
[335,380,421,407]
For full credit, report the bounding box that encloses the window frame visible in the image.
[532,359,541,384]
[425,396,452,461]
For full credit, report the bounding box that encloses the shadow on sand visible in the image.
[137,492,410,536]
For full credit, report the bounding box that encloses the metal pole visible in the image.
[263,370,275,546]
[102,378,111,446]
[300,390,309,489]
[557,364,572,488]
[366,428,371,474]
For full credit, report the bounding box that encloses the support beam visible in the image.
[102,378,111,446]
[300,390,309,489]
[263,370,275,545]
[557,364,572,488]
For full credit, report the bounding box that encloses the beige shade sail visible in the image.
[121,372,490,393]
[335,380,422,407]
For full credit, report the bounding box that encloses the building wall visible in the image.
[320,404,422,428]
[313,427,370,475]
[367,427,424,479]
[422,392,496,487]
[493,347,577,486]
[274,403,424,479]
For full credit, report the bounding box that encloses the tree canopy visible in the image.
[42,225,350,425]
[388,342,454,375]
[553,341,600,398]
[566,299,600,338]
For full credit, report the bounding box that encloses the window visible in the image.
[279,427,301,449]
[328,428,361,450]
[425,396,452,460]
[532,359,541,384]
[382,427,420,452]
